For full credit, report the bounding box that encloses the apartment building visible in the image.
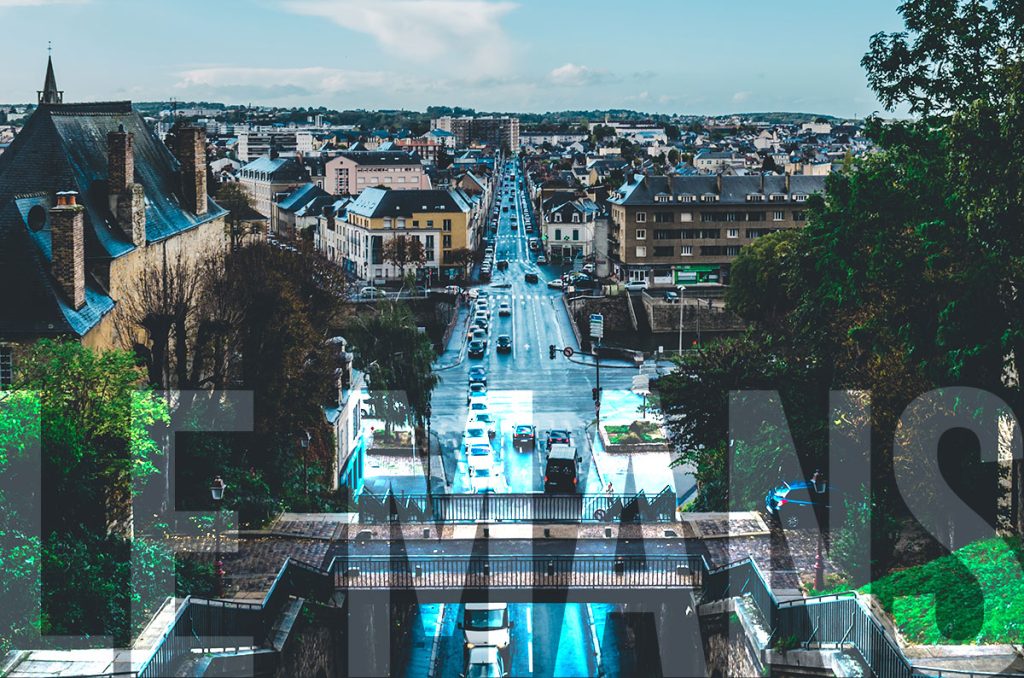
[324,150,430,196]
[236,155,311,217]
[608,174,826,286]
[328,187,472,283]
[236,129,315,162]
[539,191,599,261]
[431,115,520,150]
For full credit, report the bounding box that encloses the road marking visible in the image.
[427,603,446,678]
[527,606,534,674]
[584,603,603,677]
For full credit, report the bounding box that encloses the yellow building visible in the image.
[332,187,474,284]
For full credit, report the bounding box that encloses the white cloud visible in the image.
[281,0,518,75]
[548,63,607,87]
[732,90,752,103]
[174,66,424,100]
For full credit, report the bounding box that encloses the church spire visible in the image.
[38,50,63,106]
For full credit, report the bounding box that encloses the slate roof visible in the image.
[340,150,423,166]
[347,188,471,219]
[238,155,310,182]
[0,100,225,339]
[610,174,827,206]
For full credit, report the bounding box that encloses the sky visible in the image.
[0,0,907,117]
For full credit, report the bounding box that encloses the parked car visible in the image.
[496,260,509,271]
[583,263,596,274]
[468,340,486,358]
[513,424,536,449]
[495,335,512,354]
[528,239,540,251]
[765,479,832,529]
[469,401,490,417]
[663,291,679,303]
[537,254,548,264]
[547,279,565,290]
[468,366,487,386]
[544,444,581,493]
[547,429,572,449]
[624,280,648,291]
[467,327,488,344]
[497,301,512,317]
[524,271,539,284]
[359,286,379,298]
[469,465,508,494]
[463,429,492,455]
[468,412,498,438]
[472,317,490,332]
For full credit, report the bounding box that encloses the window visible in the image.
[443,235,452,248]
[554,213,563,223]
[427,220,434,228]
[425,235,435,260]
[635,212,647,223]
[572,229,579,240]
[653,212,673,223]
[680,212,693,222]
[773,211,785,221]
[554,228,562,241]
[701,213,716,223]
[635,246,647,258]
[443,219,452,232]
[412,220,420,228]
[654,229,680,240]
[793,211,807,221]
[653,246,674,257]
[726,246,741,256]
[681,245,693,256]
[0,346,12,387]
[727,228,739,238]
[571,212,580,223]
[635,229,647,240]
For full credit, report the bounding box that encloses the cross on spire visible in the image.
[38,47,63,105]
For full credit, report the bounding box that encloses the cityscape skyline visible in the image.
[0,0,906,117]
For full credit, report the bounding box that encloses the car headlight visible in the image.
[465,642,476,650]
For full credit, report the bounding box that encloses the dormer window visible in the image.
[746,194,765,202]
[793,194,808,202]
[554,213,563,223]
[572,213,580,223]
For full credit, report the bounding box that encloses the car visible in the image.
[495,335,512,354]
[468,412,498,438]
[480,269,491,281]
[524,272,539,284]
[513,424,536,449]
[469,401,490,417]
[467,327,488,344]
[623,280,648,292]
[496,260,509,271]
[528,239,540,251]
[544,444,582,493]
[358,286,380,298]
[547,279,566,290]
[663,291,680,303]
[497,302,511,316]
[468,366,487,385]
[485,246,494,256]
[464,433,492,457]
[474,305,491,319]
[583,263,596,274]
[460,603,511,653]
[466,382,487,404]
[765,478,832,529]
[536,254,548,264]
[468,340,486,358]
[472,317,490,332]
[469,465,508,494]
[444,285,463,296]
[466,443,494,463]
[547,429,572,449]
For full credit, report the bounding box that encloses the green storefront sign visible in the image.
[675,265,720,284]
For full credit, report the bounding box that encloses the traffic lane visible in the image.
[514,603,597,678]
[426,603,466,678]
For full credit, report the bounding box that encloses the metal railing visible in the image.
[327,553,706,592]
[356,487,677,524]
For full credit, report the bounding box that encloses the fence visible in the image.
[328,553,706,593]
[356,486,677,524]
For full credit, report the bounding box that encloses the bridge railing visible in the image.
[357,487,678,524]
[327,553,706,592]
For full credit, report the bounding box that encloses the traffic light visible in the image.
[549,344,556,360]
[592,387,600,401]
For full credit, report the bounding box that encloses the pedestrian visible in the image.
[605,481,614,495]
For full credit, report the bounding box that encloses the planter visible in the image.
[599,421,673,454]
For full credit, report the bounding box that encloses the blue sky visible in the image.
[0,0,906,116]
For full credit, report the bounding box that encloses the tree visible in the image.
[446,247,475,280]
[862,0,1024,116]
[436,147,453,170]
[664,124,681,141]
[216,182,263,250]
[667,148,680,166]
[725,229,801,330]
[348,301,438,435]
[381,235,427,280]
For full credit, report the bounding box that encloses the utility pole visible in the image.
[590,314,605,432]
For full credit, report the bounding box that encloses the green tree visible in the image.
[381,235,427,280]
[349,301,438,435]
[216,182,263,250]
[726,229,801,330]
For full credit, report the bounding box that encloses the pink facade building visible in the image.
[324,150,431,196]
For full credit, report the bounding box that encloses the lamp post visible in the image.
[210,476,227,598]
[298,431,311,498]
[677,284,687,354]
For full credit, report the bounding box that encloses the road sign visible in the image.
[589,313,604,340]
[562,346,574,358]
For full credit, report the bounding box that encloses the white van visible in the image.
[460,603,511,652]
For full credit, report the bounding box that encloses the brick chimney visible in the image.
[108,126,146,247]
[51,191,86,310]
[172,125,208,216]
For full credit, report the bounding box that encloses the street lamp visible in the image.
[298,431,311,498]
[210,475,227,598]
[677,285,687,354]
